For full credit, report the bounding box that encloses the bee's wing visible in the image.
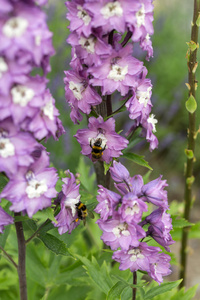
[87,210,95,219]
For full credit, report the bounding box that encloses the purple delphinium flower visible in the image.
[53,170,81,234]
[0,75,47,125]
[0,206,13,233]
[1,150,58,217]
[125,78,152,121]
[66,0,93,37]
[95,185,121,221]
[110,161,144,196]
[118,192,148,224]
[0,118,39,177]
[144,208,174,251]
[141,175,169,209]
[112,242,171,284]
[97,212,146,251]
[74,116,128,163]
[67,32,112,67]
[23,89,65,140]
[89,44,144,96]
[0,1,54,73]
[149,252,172,284]
[64,70,102,123]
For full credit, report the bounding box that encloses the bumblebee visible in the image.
[90,138,106,159]
[75,201,94,225]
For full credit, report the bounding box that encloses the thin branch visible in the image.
[179,0,200,288]
[0,245,18,269]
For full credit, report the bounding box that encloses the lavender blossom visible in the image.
[53,170,81,234]
[1,151,58,217]
[97,212,146,250]
[74,116,128,163]
[112,242,171,284]
[94,185,121,221]
[0,118,39,177]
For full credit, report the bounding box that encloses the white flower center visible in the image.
[136,3,145,27]
[26,178,48,198]
[101,1,123,19]
[145,33,150,41]
[64,195,81,216]
[0,57,8,78]
[137,86,152,107]
[112,223,130,238]
[43,100,54,120]
[89,133,107,149]
[0,138,15,158]
[35,35,41,46]
[147,114,158,133]
[69,81,84,100]
[128,248,145,261]
[79,36,95,54]
[107,64,128,81]
[77,5,91,26]
[125,201,140,216]
[11,85,35,107]
[3,17,28,38]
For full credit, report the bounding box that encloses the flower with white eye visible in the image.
[3,17,28,38]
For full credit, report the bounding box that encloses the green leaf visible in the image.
[171,284,198,300]
[0,225,11,248]
[107,281,128,300]
[38,233,70,256]
[76,156,96,193]
[196,14,200,26]
[33,207,57,223]
[185,95,197,113]
[186,41,198,51]
[76,255,113,294]
[171,216,194,228]
[14,215,30,222]
[184,149,194,159]
[123,152,153,170]
[144,280,182,299]
[104,161,112,175]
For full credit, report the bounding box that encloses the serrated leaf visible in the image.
[38,233,70,256]
[76,254,113,294]
[123,152,152,170]
[144,280,182,299]
[107,281,128,300]
[171,216,194,228]
[185,95,197,113]
[171,284,198,300]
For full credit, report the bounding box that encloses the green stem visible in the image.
[0,245,18,269]
[132,271,137,300]
[15,213,27,300]
[179,0,200,288]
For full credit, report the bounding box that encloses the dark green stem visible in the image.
[132,271,137,300]
[0,245,18,269]
[15,213,27,300]
[179,0,200,288]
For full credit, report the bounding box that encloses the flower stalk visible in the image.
[15,213,27,300]
[179,0,200,288]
